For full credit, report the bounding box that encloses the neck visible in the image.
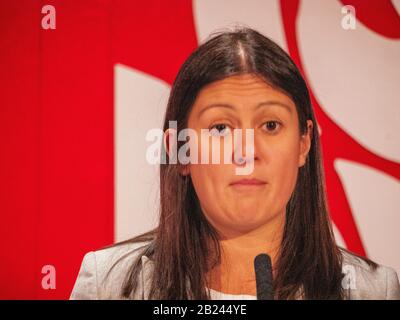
[206,211,285,295]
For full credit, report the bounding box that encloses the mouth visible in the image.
[229,178,267,189]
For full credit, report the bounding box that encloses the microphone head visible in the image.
[254,253,274,300]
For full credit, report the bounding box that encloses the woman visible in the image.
[70,28,400,300]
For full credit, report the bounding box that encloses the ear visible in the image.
[163,128,190,176]
[298,120,313,167]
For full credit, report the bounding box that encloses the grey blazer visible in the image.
[70,241,400,300]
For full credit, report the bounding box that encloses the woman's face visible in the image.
[175,74,312,237]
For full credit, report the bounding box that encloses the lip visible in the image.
[230,178,267,186]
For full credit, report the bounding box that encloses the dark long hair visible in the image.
[111,28,372,299]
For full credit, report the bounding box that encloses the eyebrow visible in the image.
[198,100,293,117]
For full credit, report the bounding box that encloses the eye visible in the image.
[263,121,281,133]
[209,123,232,137]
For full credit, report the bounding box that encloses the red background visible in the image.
[1,0,399,299]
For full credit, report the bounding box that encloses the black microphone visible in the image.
[254,253,274,300]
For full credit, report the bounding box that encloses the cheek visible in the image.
[189,163,226,206]
[274,156,298,193]
[268,141,300,202]
[187,133,224,215]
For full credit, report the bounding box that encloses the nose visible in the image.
[232,128,258,166]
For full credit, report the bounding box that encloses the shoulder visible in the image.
[70,240,153,300]
[340,248,400,300]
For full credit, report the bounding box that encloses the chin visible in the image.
[233,206,264,217]
[230,211,265,227]
[227,221,265,235]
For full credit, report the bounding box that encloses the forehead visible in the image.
[192,74,295,112]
